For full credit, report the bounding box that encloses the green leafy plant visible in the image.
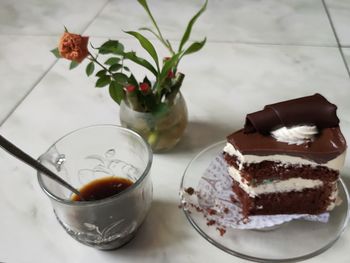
[52,0,207,115]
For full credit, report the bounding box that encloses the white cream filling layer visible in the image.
[228,166,323,197]
[223,142,345,171]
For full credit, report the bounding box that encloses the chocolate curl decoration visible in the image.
[244,93,339,134]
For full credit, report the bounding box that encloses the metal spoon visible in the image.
[0,134,83,199]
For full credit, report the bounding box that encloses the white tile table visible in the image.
[0,1,349,262]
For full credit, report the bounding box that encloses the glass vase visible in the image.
[119,93,188,152]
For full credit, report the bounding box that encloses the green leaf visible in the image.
[137,0,176,54]
[178,0,207,52]
[51,48,61,58]
[125,31,159,70]
[69,60,79,70]
[109,81,124,104]
[123,51,158,77]
[64,25,69,32]
[183,38,206,55]
[86,62,95,76]
[128,74,139,87]
[123,66,130,71]
[99,40,124,55]
[166,40,172,49]
[112,73,129,85]
[104,57,120,65]
[109,64,122,72]
[96,75,111,88]
[143,76,152,87]
[137,0,150,13]
[95,69,107,77]
[137,0,158,29]
[139,27,163,42]
[159,52,182,83]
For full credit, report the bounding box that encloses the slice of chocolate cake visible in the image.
[224,94,347,216]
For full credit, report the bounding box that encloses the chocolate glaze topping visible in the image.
[244,93,339,134]
[228,127,346,163]
[228,94,347,164]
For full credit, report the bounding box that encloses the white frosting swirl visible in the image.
[271,125,318,145]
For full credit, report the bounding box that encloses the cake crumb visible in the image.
[184,187,195,195]
[216,227,226,236]
[208,209,217,215]
[196,206,203,213]
[207,220,216,226]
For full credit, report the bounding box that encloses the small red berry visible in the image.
[167,70,175,79]
[125,84,136,93]
[140,82,150,92]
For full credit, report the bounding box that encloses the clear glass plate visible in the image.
[180,141,350,262]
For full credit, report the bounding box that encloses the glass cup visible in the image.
[37,125,153,250]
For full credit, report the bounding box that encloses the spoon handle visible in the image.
[0,135,82,198]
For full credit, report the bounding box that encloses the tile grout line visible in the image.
[0,0,111,128]
[80,0,111,35]
[0,33,339,48]
[0,35,340,49]
[321,0,350,78]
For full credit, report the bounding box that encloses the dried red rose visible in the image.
[58,32,89,63]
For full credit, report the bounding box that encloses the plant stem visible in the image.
[153,33,175,56]
[166,73,185,105]
[88,52,127,86]
[88,52,110,73]
[166,40,175,55]
[141,3,175,55]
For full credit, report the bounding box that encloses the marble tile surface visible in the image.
[85,0,337,46]
[0,38,349,262]
[342,48,350,66]
[0,35,57,124]
[325,0,350,46]
[0,0,108,35]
